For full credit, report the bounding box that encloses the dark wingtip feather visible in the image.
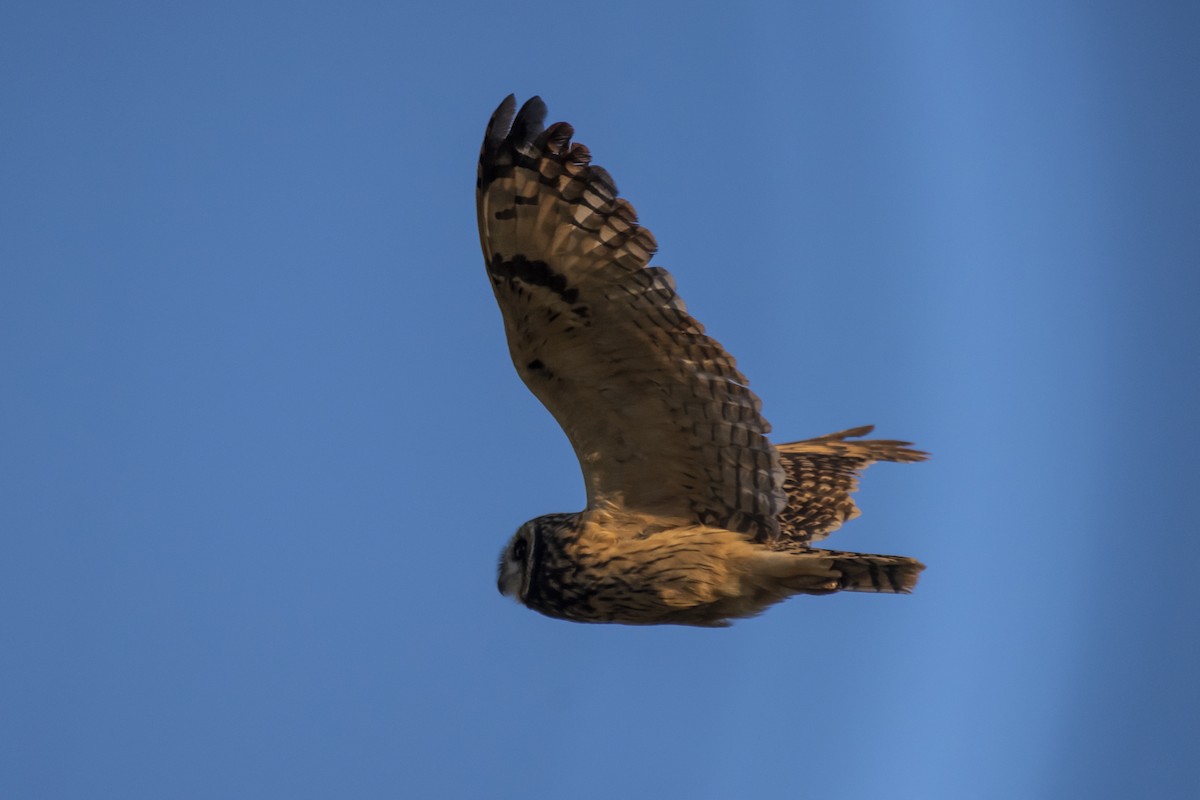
[485,94,517,146]
[510,96,547,148]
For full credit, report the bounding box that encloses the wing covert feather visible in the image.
[477,96,785,539]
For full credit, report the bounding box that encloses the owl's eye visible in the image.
[512,538,529,561]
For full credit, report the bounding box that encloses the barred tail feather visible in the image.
[812,548,924,594]
[753,547,925,597]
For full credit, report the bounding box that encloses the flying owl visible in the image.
[478,95,926,627]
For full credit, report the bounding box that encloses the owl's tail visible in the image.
[812,548,924,594]
[756,547,925,595]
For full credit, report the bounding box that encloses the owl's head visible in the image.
[497,512,581,607]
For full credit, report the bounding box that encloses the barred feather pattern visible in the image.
[774,425,928,545]
[773,548,925,595]
[477,95,785,539]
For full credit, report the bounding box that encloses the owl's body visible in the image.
[497,427,924,627]
[480,96,926,626]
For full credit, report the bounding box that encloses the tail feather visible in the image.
[757,547,924,595]
[812,548,924,594]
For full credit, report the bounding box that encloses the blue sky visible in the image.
[2,2,1198,798]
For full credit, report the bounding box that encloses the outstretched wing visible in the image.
[477,95,785,540]
[775,426,928,545]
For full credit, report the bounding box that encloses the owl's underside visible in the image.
[480,96,926,626]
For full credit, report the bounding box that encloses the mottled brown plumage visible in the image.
[774,426,927,546]
[480,96,926,626]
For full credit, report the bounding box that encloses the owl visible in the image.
[478,95,926,627]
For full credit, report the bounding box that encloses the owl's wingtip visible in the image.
[486,95,516,138]
[510,96,548,147]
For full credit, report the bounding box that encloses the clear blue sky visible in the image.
[3,2,1197,798]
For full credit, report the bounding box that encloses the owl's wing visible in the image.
[775,426,929,545]
[477,96,785,540]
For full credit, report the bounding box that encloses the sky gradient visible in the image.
[3,2,1198,798]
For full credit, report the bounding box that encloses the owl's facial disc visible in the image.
[497,527,533,600]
